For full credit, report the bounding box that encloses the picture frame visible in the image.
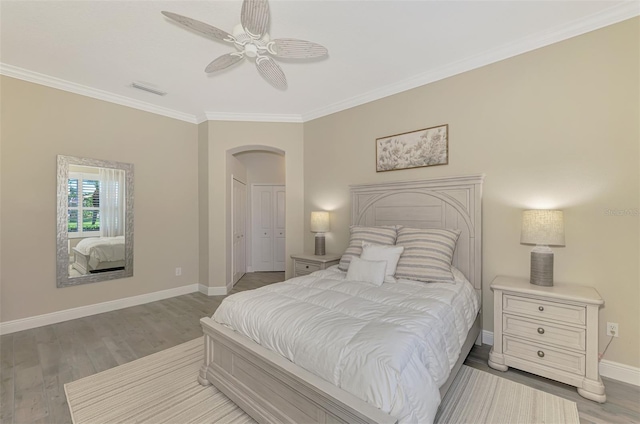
[376,124,448,172]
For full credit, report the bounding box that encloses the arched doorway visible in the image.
[227,146,285,286]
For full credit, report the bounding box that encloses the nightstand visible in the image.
[291,253,341,277]
[488,275,606,403]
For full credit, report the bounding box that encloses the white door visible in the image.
[232,178,247,285]
[251,185,285,272]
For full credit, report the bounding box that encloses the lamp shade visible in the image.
[310,211,330,233]
[521,210,565,246]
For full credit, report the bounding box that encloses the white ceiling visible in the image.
[1,1,638,123]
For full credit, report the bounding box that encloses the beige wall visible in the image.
[303,18,639,367]
[197,121,210,289]
[199,122,304,289]
[0,76,199,322]
[235,151,286,185]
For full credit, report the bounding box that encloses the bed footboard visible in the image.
[199,317,397,424]
[71,249,90,275]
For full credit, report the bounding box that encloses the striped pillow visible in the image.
[338,226,398,271]
[394,227,461,283]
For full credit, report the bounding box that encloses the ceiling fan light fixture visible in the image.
[244,44,258,58]
[161,0,328,89]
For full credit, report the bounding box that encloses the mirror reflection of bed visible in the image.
[68,236,126,277]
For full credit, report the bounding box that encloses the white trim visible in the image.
[0,284,199,335]
[482,330,640,386]
[0,63,198,124]
[198,284,227,296]
[599,360,640,387]
[204,112,303,123]
[301,2,640,122]
[482,329,494,346]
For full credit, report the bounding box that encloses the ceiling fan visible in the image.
[161,0,328,90]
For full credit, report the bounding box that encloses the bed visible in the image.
[71,236,126,274]
[199,175,484,424]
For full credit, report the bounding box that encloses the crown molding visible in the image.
[204,111,303,123]
[0,63,199,124]
[2,3,637,125]
[300,2,640,122]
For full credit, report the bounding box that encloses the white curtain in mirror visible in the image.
[99,168,125,237]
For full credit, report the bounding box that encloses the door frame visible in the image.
[230,175,247,287]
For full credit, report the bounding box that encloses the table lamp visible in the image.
[310,211,330,256]
[521,209,565,286]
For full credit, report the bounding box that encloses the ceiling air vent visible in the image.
[131,82,167,96]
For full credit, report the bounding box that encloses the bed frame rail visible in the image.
[199,317,397,424]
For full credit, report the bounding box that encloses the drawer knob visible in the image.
[538,306,544,312]
[537,350,545,358]
[305,265,309,268]
[537,327,545,334]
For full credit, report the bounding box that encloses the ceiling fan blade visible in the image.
[255,56,287,90]
[241,0,270,39]
[161,11,233,42]
[271,38,328,59]
[205,53,244,73]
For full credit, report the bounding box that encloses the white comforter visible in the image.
[74,236,125,265]
[214,267,479,423]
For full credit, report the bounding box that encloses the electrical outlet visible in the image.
[175,267,182,276]
[606,322,619,337]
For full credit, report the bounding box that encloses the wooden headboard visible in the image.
[350,175,484,293]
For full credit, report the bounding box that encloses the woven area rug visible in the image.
[65,337,579,424]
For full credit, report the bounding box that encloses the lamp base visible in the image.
[530,250,554,286]
[314,233,326,256]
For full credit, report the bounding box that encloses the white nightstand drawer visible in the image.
[503,336,585,376]
[503,295,586,326]
[503,314,586,351]
[295,261,321,275]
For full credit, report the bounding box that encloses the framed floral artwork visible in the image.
[376,124,448,172]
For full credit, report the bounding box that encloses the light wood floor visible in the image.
[1,272,638,424]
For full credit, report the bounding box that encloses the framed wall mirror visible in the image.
[56,155,134,287]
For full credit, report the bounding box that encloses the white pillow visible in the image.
[360,242,404,283]
[345,257,387,286]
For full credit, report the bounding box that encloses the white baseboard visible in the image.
[481,330,639,386]
[198,284,227,296]
[482,330,494,346]
[599,359,640,387]
[0,284,199,335]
